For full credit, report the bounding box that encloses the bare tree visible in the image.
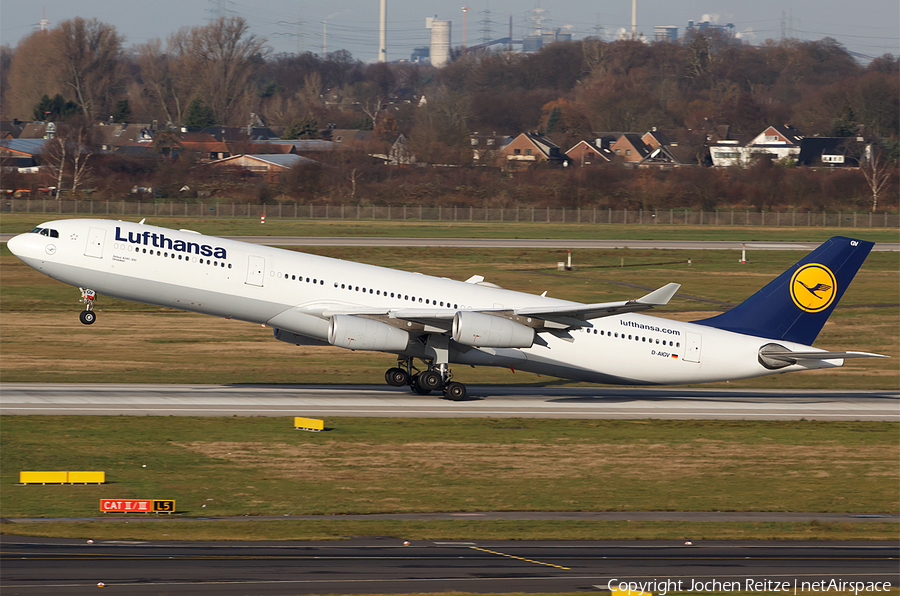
[175,17,269,126]
[56,18,125,120]
[135,39,186,125]
[69,125,94,197]
[3,30,66,119]
[44,136,68,199]
[860,145,894,212]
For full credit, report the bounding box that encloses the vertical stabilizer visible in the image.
[693,237,874,345]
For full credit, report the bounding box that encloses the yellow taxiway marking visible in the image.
[469,546,570,570]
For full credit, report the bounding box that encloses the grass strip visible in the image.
[2,213,897,243]
[1,520,896,542]
[2,417,897,519]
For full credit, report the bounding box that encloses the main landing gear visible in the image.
[78,288,97,325]
[385,357,468,401]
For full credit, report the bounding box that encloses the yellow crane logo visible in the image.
[790,263,837,313]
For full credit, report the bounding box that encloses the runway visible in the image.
[211,237,900,251]
[3,234,898,251]
[2,537,897,595]
[1,384,897,420]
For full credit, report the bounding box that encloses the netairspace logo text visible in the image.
[607,578,892,596]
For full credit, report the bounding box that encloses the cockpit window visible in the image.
[29,227,59,238]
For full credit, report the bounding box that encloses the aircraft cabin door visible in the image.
[84,227,106,259]
[245,256,265,287]
[683,332,702,363]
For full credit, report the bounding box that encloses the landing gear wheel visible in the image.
[385,367,409,387]
[409,374,432,395]
[79,310,96,325]
[417,370,442,392]
[443,381,467,401]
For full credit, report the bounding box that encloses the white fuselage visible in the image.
[8,219,841,385]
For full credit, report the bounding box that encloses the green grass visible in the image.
[2,213,898,243]
[1,520,895,542]
[2,417,896,519]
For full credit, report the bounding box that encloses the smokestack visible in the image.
[631,0,637,39]
[379,0,387,62]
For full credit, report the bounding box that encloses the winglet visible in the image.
[636,283,680,306]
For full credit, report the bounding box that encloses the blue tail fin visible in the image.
[693,236,874,345]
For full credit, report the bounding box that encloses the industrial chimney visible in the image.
[379,0,387,62]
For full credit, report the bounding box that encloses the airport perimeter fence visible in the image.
[6,199,899,228]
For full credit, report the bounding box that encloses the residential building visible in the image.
[609,133,650,163]
[207,154,317,181]
[498,132,565,170]
[638,143,698,168]
[565,139,614,167]
[469,132,513,164]
[710,124,804,167]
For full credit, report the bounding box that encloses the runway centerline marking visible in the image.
[469,546,570,569]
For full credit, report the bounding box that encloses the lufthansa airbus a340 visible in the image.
[7,219,884,400]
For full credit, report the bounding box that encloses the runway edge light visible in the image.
[294,417,324,432]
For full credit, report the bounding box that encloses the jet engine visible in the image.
[452,311,535,348]
[328,315,410,352]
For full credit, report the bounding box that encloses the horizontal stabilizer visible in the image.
[764,350,887,362]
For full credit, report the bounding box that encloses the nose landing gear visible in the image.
[79,288,97,325]
[384,357,468,400]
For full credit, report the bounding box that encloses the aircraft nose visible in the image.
[6,233,28,257]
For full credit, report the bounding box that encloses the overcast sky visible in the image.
[1,0,897,63]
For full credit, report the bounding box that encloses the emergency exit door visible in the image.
[245,256,265,286]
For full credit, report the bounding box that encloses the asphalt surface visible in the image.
[2,234,898,251]
[2,383,897,421]
[2,536,897,595]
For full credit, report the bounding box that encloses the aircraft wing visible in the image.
[514,283,681,326]
[305,283,680,332]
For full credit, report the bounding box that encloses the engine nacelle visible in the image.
[328,315,410,352]
[452,311,535,348]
